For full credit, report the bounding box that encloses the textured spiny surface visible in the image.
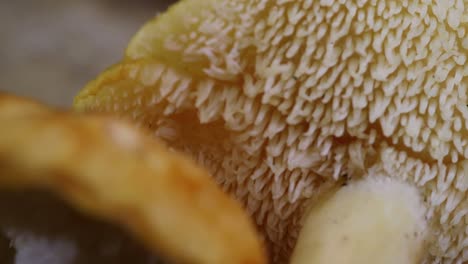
[75,0,468,263]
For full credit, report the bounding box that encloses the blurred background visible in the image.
[0,0,177,107]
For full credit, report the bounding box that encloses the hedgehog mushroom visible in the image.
[75,0,468,263]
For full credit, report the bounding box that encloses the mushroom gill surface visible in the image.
[75,0,468,263]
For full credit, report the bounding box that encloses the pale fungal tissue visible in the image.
[75,0,468,263]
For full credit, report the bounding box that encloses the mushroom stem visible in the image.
[290,176,428,264]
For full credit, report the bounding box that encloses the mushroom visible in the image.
[0,93,266,264]
[74,0,468,263]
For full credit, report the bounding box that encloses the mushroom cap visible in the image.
[75,0,468,263]
[0,93,266,264]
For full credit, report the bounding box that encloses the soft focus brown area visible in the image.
[0,0,176,107]
[0,93,266,264]
[0,189,161,264]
